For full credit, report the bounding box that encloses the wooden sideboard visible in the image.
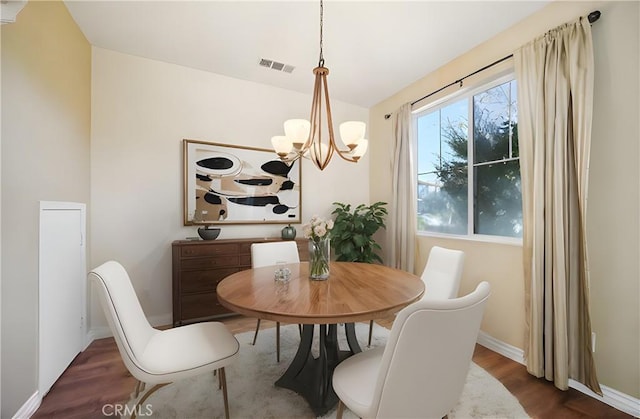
[172,237,308,326]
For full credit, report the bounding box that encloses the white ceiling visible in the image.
[64,1,549,108]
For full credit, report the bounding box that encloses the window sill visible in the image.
[416,231,523,247]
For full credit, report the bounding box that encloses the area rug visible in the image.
[125,323,529,418]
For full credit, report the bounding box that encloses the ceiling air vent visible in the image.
[258,58,295,74]
[259,58,273,68]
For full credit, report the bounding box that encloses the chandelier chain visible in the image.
[319,0,324,67]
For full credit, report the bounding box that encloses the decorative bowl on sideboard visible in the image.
[197,226,221,240]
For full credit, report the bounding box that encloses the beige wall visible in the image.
[89,48,370,331]
[1,1,91,417]
[370,1,639,399]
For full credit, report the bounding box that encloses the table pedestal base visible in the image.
[275,323,362,416]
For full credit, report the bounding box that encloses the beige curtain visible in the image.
[388,103,416,272]
[515,16,601,394]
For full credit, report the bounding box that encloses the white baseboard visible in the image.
[477,331,640,418]
[568,379,640,418]
[12,391,40,419]
[87,326,112,341]
[477,331,525,364]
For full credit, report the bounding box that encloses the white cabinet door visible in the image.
[39,202,86,396]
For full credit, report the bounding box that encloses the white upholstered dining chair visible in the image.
[333,281,491,419]
[250,241,300,362]
[89,261,240,419]
[368,245,465,346]
[420,245,465,299]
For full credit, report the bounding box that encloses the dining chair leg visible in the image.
[133,379,143,398]
[336,399,345,419]
[219,367,231,419]
[131,383,169,419]
[252,319,261,345]
[368,319,374,347]
[276,321,281,362]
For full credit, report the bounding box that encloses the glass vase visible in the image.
[308,238,330,280]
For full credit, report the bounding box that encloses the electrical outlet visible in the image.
[591,332,596,352]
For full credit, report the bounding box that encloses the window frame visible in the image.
[413,71,522,246]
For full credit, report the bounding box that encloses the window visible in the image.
[415,76,522,239]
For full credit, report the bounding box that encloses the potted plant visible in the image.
[331,201,388,263]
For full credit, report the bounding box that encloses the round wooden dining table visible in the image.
[217,261,424,415]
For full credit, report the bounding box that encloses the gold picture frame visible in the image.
[183,139,301,225]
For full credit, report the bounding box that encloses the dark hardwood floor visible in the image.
[33,316,631,419]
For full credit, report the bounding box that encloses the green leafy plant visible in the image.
[331,201,388,263]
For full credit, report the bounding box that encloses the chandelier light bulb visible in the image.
[339,121,366,150]
[351,139,368,161]
[284,119,311,150]
[307,142,330,163]
[271,135,293,157]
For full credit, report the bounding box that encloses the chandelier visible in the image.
[271,0,368,171]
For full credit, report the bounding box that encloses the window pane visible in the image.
[417,99,468,235]
[474,160,522,237]
[473,81,513,163]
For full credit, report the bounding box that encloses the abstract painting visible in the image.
[183,139,301,225]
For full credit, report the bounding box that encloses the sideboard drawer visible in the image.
[181,243,239,258]
[181,268,240,293]
[181,255,239,270]
[181,292,229,320]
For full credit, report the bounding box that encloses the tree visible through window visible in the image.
[416,77,522,238]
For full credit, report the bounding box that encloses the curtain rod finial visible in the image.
[384,114,391,120]
[588,10,601,23]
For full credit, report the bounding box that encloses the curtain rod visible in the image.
[384,10,601,119]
